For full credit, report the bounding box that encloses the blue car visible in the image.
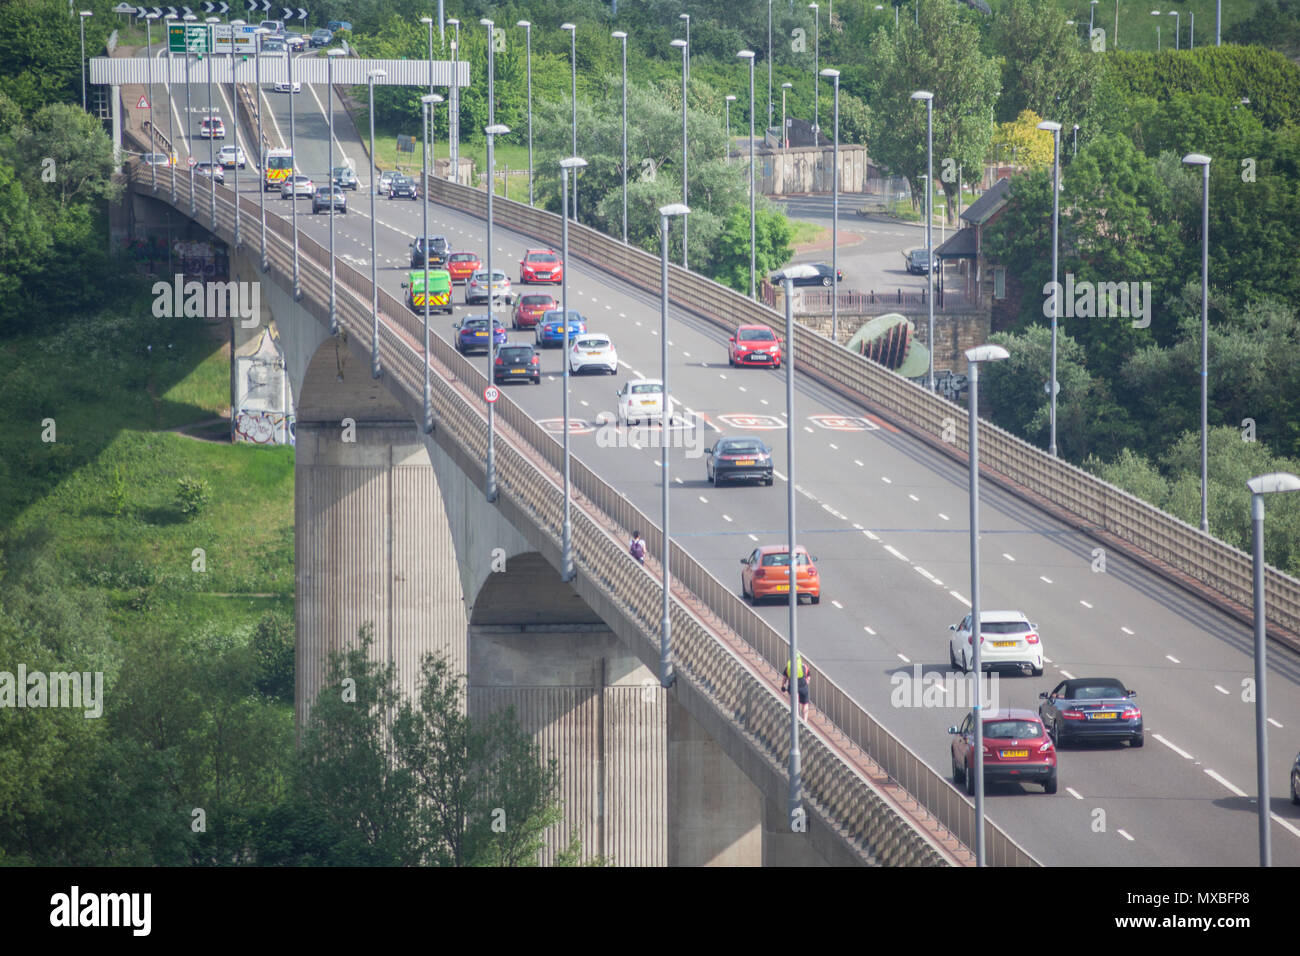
[534,309,586,348]
[456,315,507,355]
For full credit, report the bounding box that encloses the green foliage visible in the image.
[991,0,1101,126]
[714,203,794,293]
[250,610,294,702]
[1223,0,1300,58]
[176,475,211,515]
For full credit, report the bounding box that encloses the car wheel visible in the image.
[1031,663,1044,677]
[765,476,774,487]
[965,762,976,795]
[1048,721,1059,747]
[1131,733,1144,748]
[948,642,958,670]
[711,471,719,488]
[729,355,736,367]
[1292,774,1300,806]
[810,593,820,605]
[821,276,831,287]
[952,753,965,784]
[741,577,752,603]
[1043,770,1058,795]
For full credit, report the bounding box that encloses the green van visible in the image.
[403,269,452,314]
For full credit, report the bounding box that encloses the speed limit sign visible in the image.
[483,385,500,404]
[187,156,196,167]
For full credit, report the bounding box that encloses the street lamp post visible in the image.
[1183,153,1211,533]
[79,11,92,111]
[562,22,578,221]
[205,17,217,226]
[658,202,690,688]
[1246,472,1300,867]
[560,156,588,580]
[367,68,387,379]
[421,17,434,166]
[484,123,509,504]
[518,21,534,206]
[1216,0,1221,45]
[726,94,737,156]
[821,69,840,342]
[163,12,176,202]
[1190,11,1194,48]
[228,22,242,248]
[613,31,628,241]
[146,12,157,189]
[1089,0,1098,36]
[738,50,757,298]
[286,46,299,298]
[1073,123,1079,158]
[421,93,439,433]
[185,17,195,216]
[809,3,819,136]
[964,343,1011,869]
[679,13,690,82]
[781,82,792,148]
[253,27,267,271]
[327,47,346,334]
[912,90,934,390]
[768,0,773,129]
[1038,120,1062,455]
[672,38,688,269]
[1152,11,1161,51]
[1170,10,1180,49]
[447,18,460,181]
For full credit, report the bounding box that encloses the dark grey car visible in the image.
[388,175,419,200]
[312,185,347,214]
[706,436,775,487]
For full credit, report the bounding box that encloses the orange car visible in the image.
[446,251,481,284]
[740,545,820,604]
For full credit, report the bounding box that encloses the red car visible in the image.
[447,251,481,284]
[740,545,820,605]
[512,293,558,329]
[519,248,563,284]
[949,709,1057,795]
[729,324,783,368]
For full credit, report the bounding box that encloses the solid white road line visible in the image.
[1117,829,1134,842]
[1204,769,1247,797]
[1153,734,1194,760]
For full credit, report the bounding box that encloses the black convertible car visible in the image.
[1039,677,1143,748]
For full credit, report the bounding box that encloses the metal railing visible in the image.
[133,166,971,866]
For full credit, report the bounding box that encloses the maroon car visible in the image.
[950,708,1057,795]
[512,293,558,330]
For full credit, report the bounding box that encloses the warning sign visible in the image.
[136,94,150,110]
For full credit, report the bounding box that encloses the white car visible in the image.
[568,333,618,375]
[141,152,171,166]
[273,80,302,94]
[280,174,314,198]
[199,117,225,139]
[377,170,397,196]
[217,145,246,168]
[616,378,674,425]
[948,610,1044,676]
[465,269,514,306]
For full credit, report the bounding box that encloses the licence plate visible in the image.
[736,459,756,466]
[1090,712,1117,719]
[510,369,525,374]
[1000,750,1028,758]
[475,332,487,337]
[537,272,551,279]
[639,400,655,406]
[774,585,789,592]
[992,640,1016,647]
[586,351,601,356]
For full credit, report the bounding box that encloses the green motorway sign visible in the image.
[168,23,208,54]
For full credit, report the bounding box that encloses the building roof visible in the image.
[960,177,1011,226]
[935,226,977,259]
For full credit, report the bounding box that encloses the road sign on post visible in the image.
[168,22,207,52]
[483,385,500,404]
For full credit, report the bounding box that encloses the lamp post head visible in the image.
[421,93,443,104]
[446,17,459,26]
[164,11,176,20]
[737,49,755,59]
[561,22,575,31]
[820,67,840,84]
[368,69,387,80]
[774,263,822,283]
[485,124,510,136]
[254,26,268,34]
[146,11,158,19]
[184,13,196,21]
[612,30,627,39]
[1073,123,1080,131]
[1182,153,1211,166]
[80,9,91,17]
[659,203,690,218]
[480,18,493,28]
[727,94,738,103]
[965,344,1011,364]
[205,16,218,23]
[911,90,933,101]
[230,17,243,25]
[1247,473,1300,496]
[326,46,345,56]
[808,2,818,9]
[518,20,531,28]
[680,13,689,21]
[781,82,792,90]
[1037,120,1062,132]
[560,156,588,170]
[671,38,687,48]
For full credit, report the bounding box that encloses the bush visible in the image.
[176,475,211,516]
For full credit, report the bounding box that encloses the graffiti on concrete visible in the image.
[233,409,295,445]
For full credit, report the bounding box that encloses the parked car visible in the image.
[616,377,673,426]
[446,251,482,284]
[495,342,542,384]
[312,185,347,214]
[388,175,419,200]
[332,166,358,190]
[518,248,563,284]
[512,293,557,329]
[568,333,618,375]
[706,436,774,486]
[904,248,938,275]
[950,709,1058,795]
[728,324,782,368]
[740,545,819,604]
[403,269,452,314]
[455,316,508,355]
[1039,678,1143,748]
[217,145,246,169]
[280,174,315,199]
[948,610,1044,676]
[774,262,840,287]
[199,117,225,139]
[309,28,334,47]
[410,235,450,269]
[194,161,225,184]
[534,309,585,348]
[465,269,513,306]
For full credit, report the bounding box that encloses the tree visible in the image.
[858,1,998,221]
[991,0,1100,127]
[712,203,794,293]
[990,110,1055,170]
[0,160,50,333]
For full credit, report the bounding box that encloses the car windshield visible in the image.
[544,310,581,323]
[527,253,559,263]
[911,250,928,262]
[983,720,1043,740]
[332,167,351,176]
[980,621,1030,635]
[451,253,476,262]
[463,319,500,332]
[475,271,506,282]
[500,347,532,361]
[575,338,608,349]
[720,441,764,454]
[738,328,775,341]
[522,295,554,305]
[1067,682,1128,700]
[630,383,663,395]
[761,552,810,567]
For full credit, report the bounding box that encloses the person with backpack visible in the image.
[782,653,812,720]
[629,530,646,564]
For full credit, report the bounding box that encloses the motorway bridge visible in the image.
[95,48,1300,867]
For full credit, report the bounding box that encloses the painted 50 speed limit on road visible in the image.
[483,385,500,404]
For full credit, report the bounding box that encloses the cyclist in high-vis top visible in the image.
[781,654,811,720]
